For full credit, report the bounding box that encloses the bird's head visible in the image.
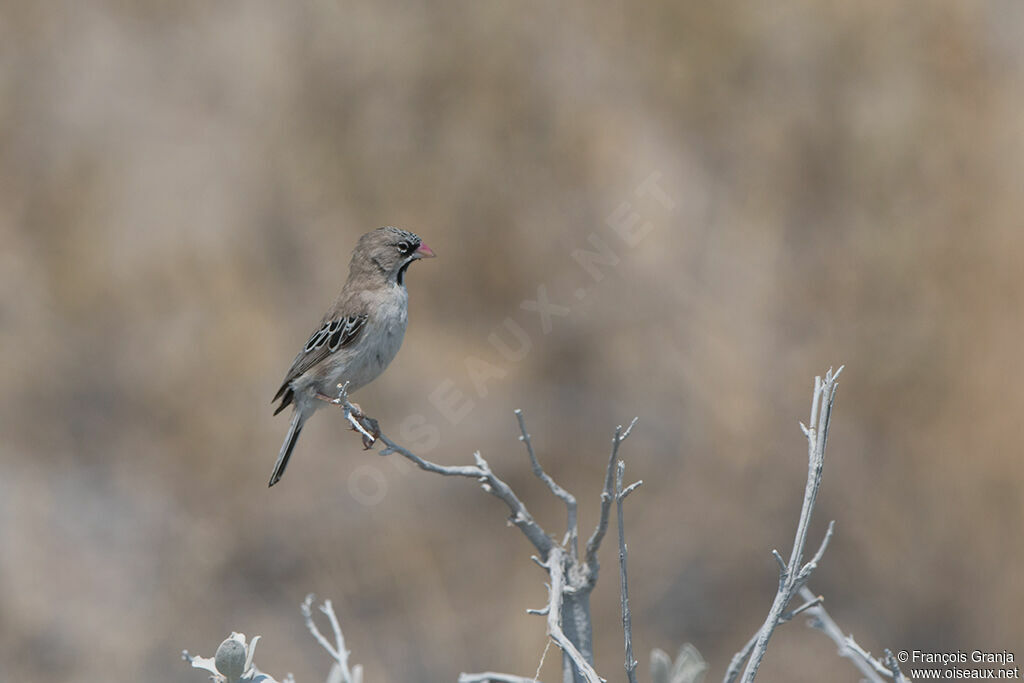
[351,226,436,286]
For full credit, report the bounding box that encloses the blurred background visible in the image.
[2,1,1023,681]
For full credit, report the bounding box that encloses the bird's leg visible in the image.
[314,391,377,448]
[343,406,379,449]
[356,415,380,449]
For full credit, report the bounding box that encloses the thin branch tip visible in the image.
[338,407,661,682]
[619,480,642,499]
[783,595,823,621]
[615,461,639,683]
[730,371,843,683]
[772,549,786,571]
[620,416,639,441]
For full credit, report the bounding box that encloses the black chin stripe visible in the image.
[396,258,414,286]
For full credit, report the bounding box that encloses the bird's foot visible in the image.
[352,414,379,449]
[315,391,375,446]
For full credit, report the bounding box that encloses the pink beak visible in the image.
[415,242,436,258]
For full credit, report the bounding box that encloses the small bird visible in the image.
[269,226,435,486]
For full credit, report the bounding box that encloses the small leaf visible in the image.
[244,635,261,673]
[183,651,223,681]
[650,648,672,683]
[670,643,707,683]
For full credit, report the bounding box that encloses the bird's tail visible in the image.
[269,410,305,487]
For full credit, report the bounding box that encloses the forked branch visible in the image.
[368,409,640,683]
[585,418,638,584]
[516,409,579,560]
[725,367,843,683]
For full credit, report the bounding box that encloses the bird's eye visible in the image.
[396,240,414,255]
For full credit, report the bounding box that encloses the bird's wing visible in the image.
[272,311,369,414]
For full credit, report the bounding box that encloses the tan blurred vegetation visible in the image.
[2,1,1024,681]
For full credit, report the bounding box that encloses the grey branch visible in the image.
[800,593,910,683]
[375,423,554,559]
[725,367,843,683]
[722,589,828,683]
[542,546,603,683]
[615,460,642,683]
[189,411,653,683]
[302,594,362,683]
[584,418,638,583]
[797,585,890,683]
[723,634,758,683]
[371,410,646,683]
[516,409,579,560]
[780,594,822,621]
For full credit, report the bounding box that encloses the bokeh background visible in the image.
[3,1,1023,681]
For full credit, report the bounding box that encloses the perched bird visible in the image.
[269,226,435,486]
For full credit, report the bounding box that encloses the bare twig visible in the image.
[797,585,888,683]
[781,594,821,620]
[302,596,341,662]
[847,641,897,680]
[584,418,638,582]
[368,411,641,683]
[302,594,360,683]
[726,367,843,683]
[615,460,642,683]
[516,409,579,560]
[802,593,910,683]
[723,634,758,683]
[374,430,554,559]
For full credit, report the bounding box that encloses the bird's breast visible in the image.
[333,286,408,393]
